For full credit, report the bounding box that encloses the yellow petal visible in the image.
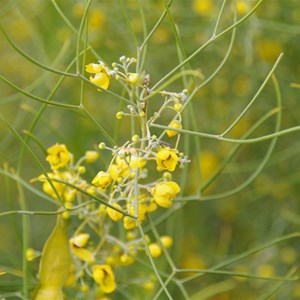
[106,203,124,222]
[70,233,90,247]
[92,265,116,293]
[90,72,110,90]
[71,245,95,263]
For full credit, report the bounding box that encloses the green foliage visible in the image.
[1,0,300,299]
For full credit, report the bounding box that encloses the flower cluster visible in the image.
[31,55,190,298]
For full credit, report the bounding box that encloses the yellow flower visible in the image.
[106,203,124,222]
[85,150,99,163]
[156,148,179,172]
[88,9,105,30]
[256,39,282,63]
[123,216,138,230]
[127,73,139,84]
[69,234,95,263]
[26,248,36,261]
[236,0,250,15]
[46,144,71,170]
[128,203,147,221]
[148,243,162,258]
[160,236,173,249]
[70,233,89,247]
[109,156,130,180]
[166,120,182,137]
[192,0,215,16]
[152,181,180,208]
[39,173,64,199]
[120,253,134,265]
[92,171,112,191]
[129,156,147,169]
[92,265,116,294]
[146,201,158,212]
[86,63,110,90]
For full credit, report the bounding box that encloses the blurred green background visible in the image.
[1,0,300,299]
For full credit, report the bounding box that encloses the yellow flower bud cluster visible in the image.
[32,55,191,298]
[35,144,100,205]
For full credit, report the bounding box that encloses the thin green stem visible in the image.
[120,0,138,49]
[220,53,284,137]
[152,0,265,90]
[180,232,300,283]
[76,0,92,74]
[16,181,29,299]
[0,24,77,78]
[213,0,228,36]
[0,74,79,109]
[139,0,173,50]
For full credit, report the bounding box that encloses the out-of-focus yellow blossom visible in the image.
[146,200,158,213]
[86,186,96,196]
[63,189,76,202]
[232,76,251,97]
[106,202,124,222]
[126,231,136,240]
[166,120,182,137]
[64,265,76,287]
[85,150,99,163]
[46,144,71,170]
[92,171,112,191]
[174,103,182,112]
[38,173,64,199]
[127,73,139,84]
[156,148,179,172]
[151,26,170,45]
[120,253,134,265]
[152,181,180,208]
[26,248,36,261]
[200,151,219,181]
[236,0,250,15]
[72,3,84,18]
[294,284,300,298]
[115,111,123,119]
[143,280,155,291]
[129,156,147,169]
[123,216,138,230]
[148,243,162,258]
[88,9,106,30]
[92,265,116,294]
[35,219,71,300]
[256,264,275,277]
[69,234,95,263]
[138,194,157,213]
[86,63,110,90]
[180,253,207,273]
[256,39,282,63]
[192,0,215,16]
[280,247,297,265]
[81,284,89,293]
[160,236,173,249]
[109,156,130,180]
[105,255,120,267]
[128,203,147,221]
[233,265,250,282]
